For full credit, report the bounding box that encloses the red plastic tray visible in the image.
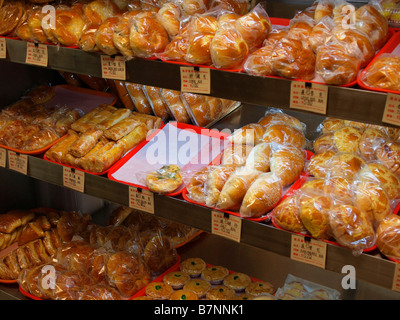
[358,30,400,94]
[108,122,230,197]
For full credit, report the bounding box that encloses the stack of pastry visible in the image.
[271,116,400,254]
[0,208,90,281]
[0,85,82,151]
[244,1,388,85]
[185,109,307,218]
[45,104,162,173]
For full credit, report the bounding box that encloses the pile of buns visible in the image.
[244,0,389,85]
[186,109,308,218]
[0,84,81,151]
[45,104,161,173]
[0,208,90,281]
[272,116,400,255]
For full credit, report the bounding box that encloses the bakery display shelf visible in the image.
[1,151,400,293]
[2,38,394,129]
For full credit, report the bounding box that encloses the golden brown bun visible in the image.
[333,126,363,154]
[244,142,271,172]
[221,144,253,167]
[270,144,305,187]
[265,27,289,45]
[288,19,315,41]
[229,123,266,145]
[273,195,306,233]
[358,127,387,161]
[130,12,169,58]
[95,16,121,55]
[162,25,189,62]
[204,164,236,207]
[0,2,24,36]
[307,150,336,178]
[52,7,86,46]
[262,124,306,149]
[300,195,332,239]
[157,2,181,39]
[186,166,212,204]
[144,85,170,120]
[216,167,260,211]
[314,1,333,21]
[125,82,152,114]
[376,141,400,176]
[210,27,249,69]
[27,8,48,43]
[83,0,121,26]
[258,111,304,132]
[240,172,282,218]
[182,0,210,15]
[113,10,141,57]
[323,176,353,204]
[361,56,400,91]
[185,33,215,65]
[329,204,375,252]
[309,16,334,52]
[320,117,346,134]
[146,165,183,194]
[313,132,336,154]
[271,38,316,80]
[243,42,275,76]
[328,152,365,179]
[376,215,400,259]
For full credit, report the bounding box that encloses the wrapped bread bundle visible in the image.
[287,15,315,41]
[375,141,400,176]
[26,7,49,43]
[185,13,218,65]
[243,42,275,77]
[376,215,400,260]
[262,123,306,149]
[314,0,334,22]
[143,86,170,120]
[210,0,248,15]
[272,194,306,233]
[306,150,336,178]
[161,23,190,62]
[181,0,210,16]
[244,142,271,172]
[229,123,266,145]
[186,166,213,203]
[157,2,182,39]
[125,82,152,114]
[112,10,141,57]
[258,109,305,132]
[95,16,122,56]
[220,143,253,167]
[309,16,334,52]
[0,1,25,36]
[161,89,190,123]
[204,164,236,207]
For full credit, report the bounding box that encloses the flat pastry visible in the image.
[201,265,229,284]
[145,164,183,194]
[183,278,211,298]
[180,257,207,277]
[223,272,252,292]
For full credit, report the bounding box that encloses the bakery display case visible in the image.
[2,0,400,300]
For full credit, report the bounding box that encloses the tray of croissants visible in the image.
[269,116,400,255]
[0,83,116,155]
[0,0,395,88]
[0,204,201,300]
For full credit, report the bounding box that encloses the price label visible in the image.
[290,234,327,269]
[392,263,400,292]
[180,66,211,94]
[383,93,400,126]
[0,38,6,59]
[63,167,85,193]
[0,148,6,168]
[211,211,242,243]
[101,55,126,80]
[25,42,48,67]
[129,186,154,214]
[8,151,28,175]
[290,81,328,115]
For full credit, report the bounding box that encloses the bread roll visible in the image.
[244,142,271,172]
[113,10,141,57]
[361,56,400,91]
[52,7,86,46]
[216,167,260,211]
[182,0,210,15]
[319,117,345,134]
[306,150,336,178]
[328,152,365,179]
[314,0,334,21]
[300,195,332,240]
[125,83,152,114]
[210,0,248,15]
[288,18,315,41]
[358,127,387,161]
[221,144,253,167]
[243,42,275,76]
[376,215,400,259]
[162,24,190,62]
[329,204,375,253]
[313,132,336,154]
[258,111,304,132]
[229,123,266,145]
[309,16,334,52]
[0,2,24,36]
[186,166,212,204]
[262,124,306,149]
[161,89,190,123]
[240,172,282,218]
[273,195,306,233]
[269,144,305,187]
[95,16,121,55]
[376,141,400,176]
[144,86,170,120]
[324,175,353,205]
[157,2,181,39]
[204,164,236,207]
[333,125,362,154]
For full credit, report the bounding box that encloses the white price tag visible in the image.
[180,66,211,94]
[383,93,400,126]
[101,55,126,80]
[392,263,400,292]
[8,151,28,175]
[129,186,155,214]
[290,234,327,269]
[290,81,328,115]
[211,211,242,243]
[25,42,48,67]
[63,167,85,193]
[0,148,6,168]
[0,38,6,59]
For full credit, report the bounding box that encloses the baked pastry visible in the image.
[95,16,121,56]
[235,293,254,300]
[245,280,274,296]
[216,167,260,211]
[271,37,316,80]
[314,0,334,21]
[313,133,336,154]
[244,142,271,172]
[376,141,400,176]
[163,271,190,290]
[162,24,190,62]
[323,175,353,204]
[125,82,152,114]
[201,265,229,284]
[328,152,365,179]
[112,10,141,57]
[299,195,332,239]
[161,89,190,123]
[309,16,334,52]
[145,164,183,194]
[262,124,306,149]
[204,164,236,208]
[240,172,282,218]
[358,127,387,161]
[144,86,170,120]
[180,257,207,277]
[181,0,210,15]
[288,18,315,40]
[186,166,212,204]
[206,285,236,300]
[129,11,169,58]
[223,272,252,292]
[376,215,400,259]
[258,111,304,132]
[243,42,275,77]
[221,144,253,167]
[329,204,375,253]
[306,150,336,178]
[183,278,211,298]
[52,6,86,46]
[210,0,247,15]
[0,2,24,36]
[229,123,266,146]
[169,289,198,300]
[333,126,363,154]
[360,56,400,91]
[157,2,182,39]
[145,282,174,299]
[272,195,306,233]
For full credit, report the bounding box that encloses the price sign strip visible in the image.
[0,38,6,59]
[180,66,211,95]
[211,211,242,243]
[101,55,126,81]
[129,186,155,214]
[290,81,328,115]
[290,234,327,269]
[63,167,85,193]
[8,151,28,175]
[383,93,400,126]
[25,42,48,67]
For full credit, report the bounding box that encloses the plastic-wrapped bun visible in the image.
[243,42,275,77]
[240,172,282,218]
[161,23,190,62]
[234,3,271,52]
[157,2,182,39]
[204,164,236,207]
[95,16,121,55]
[360,55,400,92]
[271,37,316,81]
[112,10,141,57]
[314,0,334,21]
[376,215,400,260]
[130,11,169,58]
[52,5,87,46]
[262,123,306,149]
[186,166,212,204]
[220,143,253,167]
[229,123,266,145]
[258,109,305,132]
[161,89,191,123]
[309,16,334,52]
[210,0,248,15]
[182,0,210,16]
[329,204,376,255]
[287,15,315,41]
[358,127,388,161]
[375,141,400,176]
[272,194,306,233]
